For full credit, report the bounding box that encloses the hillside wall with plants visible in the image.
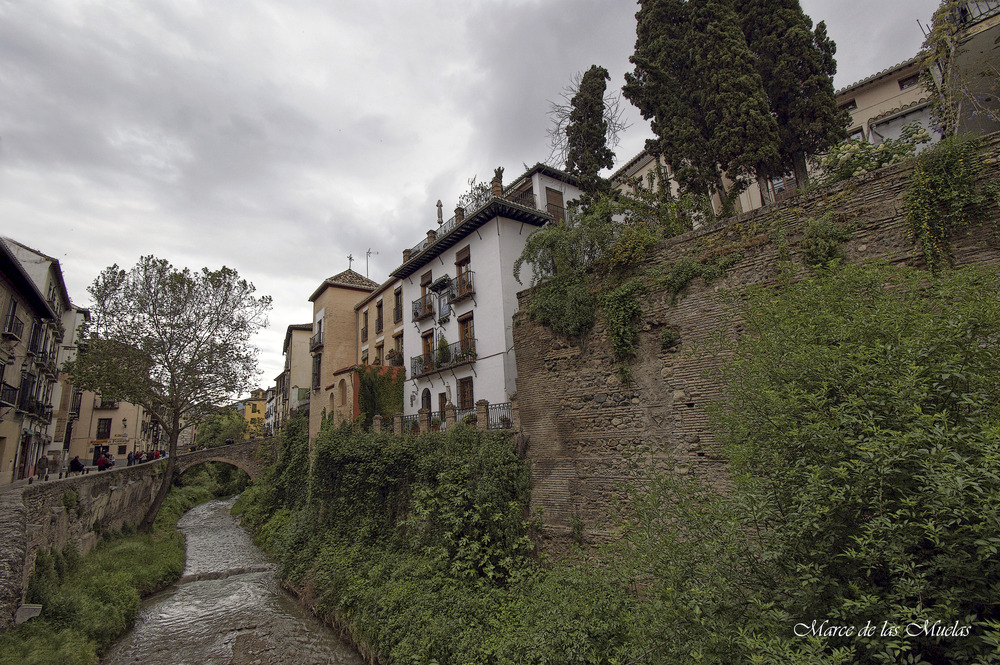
[513,132,1000,538]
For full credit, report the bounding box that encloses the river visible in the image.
[100,497,363,665]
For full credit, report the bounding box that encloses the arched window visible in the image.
[421,388,431,412]
[338,379,347,406]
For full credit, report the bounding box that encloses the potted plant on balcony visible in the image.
[386,349,403,367]
[430,416,442,432]
[437,337,452,367]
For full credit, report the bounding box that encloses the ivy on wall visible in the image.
[905,135,1000,272]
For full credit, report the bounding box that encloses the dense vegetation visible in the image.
[240,261,1000,664]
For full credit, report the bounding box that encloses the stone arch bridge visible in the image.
[175,438,278,482]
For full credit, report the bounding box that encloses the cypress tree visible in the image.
[625,0,780,215]
[565,65,616,195]
[740,0,847,187]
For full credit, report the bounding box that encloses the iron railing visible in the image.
[70,391,82,419]
[406,188,542,259]
[309,330,323,351]
[0,382,17,407]
[393,303,403,323]
[361,326,368,343]
[401,414,419,434]
[960,0,1000,23]
[487,402,514,430]
[2,314,23,340]
[412,294,435,322]
[410,339,477,377]
[375,316,383,334]
[454,271,475,301]
[94,396,118,409]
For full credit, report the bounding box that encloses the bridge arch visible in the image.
[173,438,277,483]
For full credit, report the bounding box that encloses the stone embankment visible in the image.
[513,133,1000,539]
[0,462,166,629]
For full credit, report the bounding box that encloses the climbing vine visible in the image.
[905,135,1000,272]
[599,280,645,362]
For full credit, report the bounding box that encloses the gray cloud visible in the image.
[0,0,942,389]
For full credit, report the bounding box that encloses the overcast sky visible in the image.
[0,0,942,391]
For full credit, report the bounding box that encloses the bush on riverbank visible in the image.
[0,484,213,665]
[238,264,1000,664]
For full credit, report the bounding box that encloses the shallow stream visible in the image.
[100,497,363,665]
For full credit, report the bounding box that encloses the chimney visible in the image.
[403,248,412,263]
[491,169,503,198]
[455,206,465,223]
[427,229,437,244]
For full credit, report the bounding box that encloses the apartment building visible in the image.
[391,165,582,423]
[0,239,58,484]
[274,323,312,433]
[307,269,379,443]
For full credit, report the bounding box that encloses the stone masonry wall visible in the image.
[0,463,166,629]
[513,134,1000,541]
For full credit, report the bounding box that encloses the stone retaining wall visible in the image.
[513,134,1000,542]
[0,462,167,629]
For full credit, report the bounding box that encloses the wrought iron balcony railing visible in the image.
[309,330,323,351]
[409,339,477,377]
[2,314,23,340]
[0,382,17,407]
[454,271,475,302]
[412,295,435,322]
[361,326,368,343]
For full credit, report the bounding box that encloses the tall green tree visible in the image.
[66,256,271,530]
[564,65,616,195]
[740,0,847,188]
[624,0,780,215]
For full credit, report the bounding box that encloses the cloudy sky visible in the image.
[1,0,942,390]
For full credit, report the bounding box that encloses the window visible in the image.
[312,354,322,389]
[339,379,347,405]
[421,330,434,367]
[251,402,259,413]
[394,332,403,354]
[96,418,112,440]
[361,310,369,342]
[361,349,369,365]
[393,287,403,323]
[375,343,384,365]
[458,377,474,410]
[118,445,127,455]
[898,74,919,90]
[847,127,865,142]
[545,188,565,222]
[459,313,475,355]
[838,98,857,112]
[375,301,383,334]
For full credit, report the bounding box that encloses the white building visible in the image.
[391,165,582,423]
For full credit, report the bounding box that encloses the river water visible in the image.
[101,497,363,665]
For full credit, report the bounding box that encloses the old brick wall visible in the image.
[514,135,1000,542]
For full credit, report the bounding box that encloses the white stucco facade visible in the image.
[392,165,582,419]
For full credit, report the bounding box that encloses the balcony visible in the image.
[410,339,477,377]
[375,317,383,335]
[94,397,118,409]
[310,330,324,351]
[38,351,57,377]
[393,304,403,323]
[453,271,475,302]
[361,326,368,343]
[2,314,23,340]
[0,382,17,407]
[412,295,435,322]
[405,188,542,259]
[70,391,82,420]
